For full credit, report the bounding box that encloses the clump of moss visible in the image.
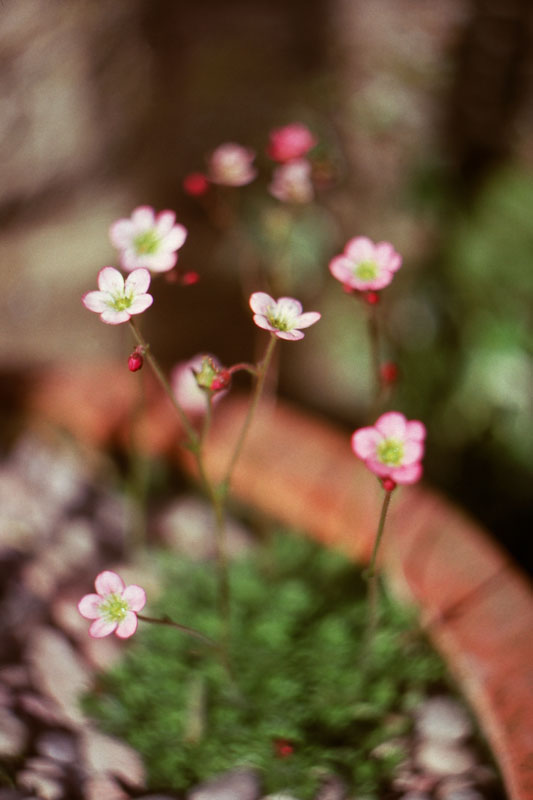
[83,529,446,798]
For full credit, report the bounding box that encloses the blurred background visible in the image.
[1,0,532,571]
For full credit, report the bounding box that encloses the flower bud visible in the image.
[380,361,398,385]
[128,351,144,372]
[382,477,397,492]
[183,172,209,196]
[210,369,231,392]
[365,290,380,305]
[181,270,200,286]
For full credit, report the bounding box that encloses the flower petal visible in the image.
[294,311,320,329]
[125,268,151,295]
[98,267,124,294]
[276,297,303,318]
[401,439,424,465]
[131,206,156,231]
[406,420,426,441]
[375,412,407,440]
[155,210,176,235]
[390,462,423,484]
[253,314,276,332]
[122,584,147,612]
[116,611,138,638]
[109,219,134,248]
[250,292,275,315]
[162,224,188,251]
[100,309,131,325]
[329,257,353,284]
[95,571,124,596]
[82,291,109,313]
[344,236,375,262]
[78,594,103,619]
[275,329,304,340]
[144,251,177,272]
[351,427,382,459]
[128,294,153,314]
[89,618,117,638]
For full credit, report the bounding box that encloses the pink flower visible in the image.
[268,159,314,204]
[250,292,321,341]
[329,236,402,292]
[109,206,187,273]
[267,123,317,163]
[78,571,146,639]
[82,267,153,325]
[207,143,257,187]
[351,411,426,485]
[171,354,227,417]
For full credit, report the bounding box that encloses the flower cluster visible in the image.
[267,123,317,205]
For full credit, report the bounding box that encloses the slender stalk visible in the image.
[137,613,216,647]
[222,334,278,493]
[367,305,382,408]
[128,320,199,448]
[365,487,394,651]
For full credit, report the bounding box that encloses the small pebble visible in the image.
[0,708,27,758]
[36,731,78,764]
[187,767,261,800]
[416,740,477,776]
[16,769,64,800]
[416,697,472,743]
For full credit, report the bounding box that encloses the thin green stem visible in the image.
[366,305,383,408]
[222,334,278,493]
[365,487,394,652]
[137,613,216,647]
[128,320,199,448]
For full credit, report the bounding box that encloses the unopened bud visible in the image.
[183,172,209,197]
[382,477,397,492]
[365,291,380,305]
[210,369,231,392]
[380,362,398,385]
[181,270,200,286]
[128,351,143,372]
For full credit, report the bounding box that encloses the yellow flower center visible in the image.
[99,593,129,623]
[134,229,161,255]
[377,439,404,466]
[355,260,378,281]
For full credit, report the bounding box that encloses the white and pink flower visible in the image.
[250,292,321,341]
[351,411,426,485]
[78,571,146,639]
[207,143,257,187]
[82,267,153,325]
[171,354,228,417]
[329,236,402,292]
[109,206,187,273]
[267,123,317,163]
[268,159,314,204]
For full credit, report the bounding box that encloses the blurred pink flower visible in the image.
[267,123,317,163]
[208,143,257,187]
[329,236,402,292]
[171,354,227,417]
[82,267,153,325]
[78,571,146,639]
[268,159,314,204]
[250,292,321,341]
[109,206,187,272]
[351,411,426,485]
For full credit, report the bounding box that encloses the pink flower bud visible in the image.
[365,291,380,305]
[128,351,144,372]
[380,362,398,385]
[183,172,209,196]
[210,369,231,392]
[382,477,397,492]
[181,270,200,286]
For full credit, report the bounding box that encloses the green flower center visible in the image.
[133,229,161,255]
[110,293,133,312]
[267,308,291,332]
[99,593,129,623]
[377,438,404,466]
[354,260,378,281]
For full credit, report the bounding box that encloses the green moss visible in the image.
[83,529,446,797]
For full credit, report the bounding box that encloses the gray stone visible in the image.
[24,757,64,778]
[36,731,78,764]
[415,697,472,743]
[80,728,145,788]
[82,774,131,800]
[18,692,69,727]
[187,767,261,800]
[26,627,92,725]
[16,768,64,800]
[0,665,30,689]
[415,741,477,776]
[0,708,27,757]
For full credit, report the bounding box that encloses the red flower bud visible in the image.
[380,362,398,385]
[382,477,397,493]
[273,738,294,758]
[365,291,380,305]
[181,270,200,286]
[183,172,209,197]
[210,369,231,391]
[128,352,143,372]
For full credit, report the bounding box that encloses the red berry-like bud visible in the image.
[382,477,397,492]
[183,172,209,197]
[210,369,231,391]
[273,738,294,758]
[380,361,398,385]
[181,270,200,286]
[128,352,143,372]
[365,291,380,305]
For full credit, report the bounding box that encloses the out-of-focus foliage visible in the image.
[84,531,446,798]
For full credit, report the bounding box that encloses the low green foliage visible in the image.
[84,530,446,797]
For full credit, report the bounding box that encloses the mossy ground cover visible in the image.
[84,529,447,798]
